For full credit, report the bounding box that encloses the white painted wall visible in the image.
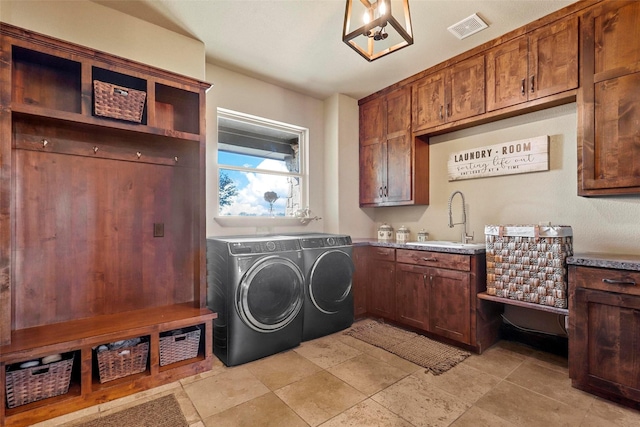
[324,94,375,237]
[372,103,640,255]
[0,0,205,80]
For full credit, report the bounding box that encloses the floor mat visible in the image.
[345,319,471,375]
[77,394,188,427]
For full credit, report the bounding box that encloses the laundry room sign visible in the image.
[447,135,549,181]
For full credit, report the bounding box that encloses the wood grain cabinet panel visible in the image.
[428,268,471,345]
[359,86,428,207]
[352,245,368,318]
[366,247,396,320]
[395,263,429,330]
[579,1,640,195]
[569,265,640,408]
[413,55,485,133]
[487,15,578,111]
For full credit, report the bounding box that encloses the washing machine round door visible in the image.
[309,250,355,314]
[237,255,304,332]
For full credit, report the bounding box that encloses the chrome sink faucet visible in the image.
[448,190,474,243]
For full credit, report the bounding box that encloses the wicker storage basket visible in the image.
[93,80,146,123]
[159,326,201,366]
[96,341,149,383]
[5,355,74,408]
[485,225,573,309]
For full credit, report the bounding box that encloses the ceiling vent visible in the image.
[448,13,489,40]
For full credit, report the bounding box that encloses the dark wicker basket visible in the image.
[93,80,146,123]
[159,327,201,366]
[5,356,74,408]
[96,341,149,383]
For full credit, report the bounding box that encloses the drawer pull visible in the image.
[602,278,636,286]
[422,257,438,262]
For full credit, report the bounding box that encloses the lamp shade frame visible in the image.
[342,0,414,62]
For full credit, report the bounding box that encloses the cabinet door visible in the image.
[447,55,485,122]
[593,1,640,80]
[367,260,396,320]
[359,97,385,204]
[385,87,412,203]
[486,36,529,111]
[395,263,429,330]
[428,268,471,344]
[529,15,578,100]
[352,246,368,318]
[412,71,446,132]
[578,1,640,196]
[571,288,640,402]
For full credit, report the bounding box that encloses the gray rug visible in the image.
[78,394,188,427]
[345,319,471,375]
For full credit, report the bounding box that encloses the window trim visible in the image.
[214,108,309,225]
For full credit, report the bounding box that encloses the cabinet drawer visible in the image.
[396,249,470,271]
[572,266,640,297]
[369,246,396,261]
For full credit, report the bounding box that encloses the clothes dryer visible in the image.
[206,236,305,366]
[288,233,355,341]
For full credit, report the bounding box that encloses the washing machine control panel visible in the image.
[229,239,300,254]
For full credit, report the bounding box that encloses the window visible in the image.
[217,108,307,217]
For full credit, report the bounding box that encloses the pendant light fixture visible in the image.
[342,0,413,62]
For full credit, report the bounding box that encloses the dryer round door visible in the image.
[308,250,355,314]
[236,255,304,332]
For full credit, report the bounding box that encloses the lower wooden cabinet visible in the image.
[352,246,368,318]
[395,263,429,330]
[352,244,492,352]
[428,267,471,344]
[569,262,640,409]
[366,247,396,320]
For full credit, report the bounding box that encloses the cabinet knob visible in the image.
[439,105,444,120]
[521,78,525,96]
[422,257,437,262]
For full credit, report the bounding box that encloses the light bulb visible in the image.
[363,11,370,24]
[379,0,386,15]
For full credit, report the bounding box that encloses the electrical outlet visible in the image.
[153,223,164,237]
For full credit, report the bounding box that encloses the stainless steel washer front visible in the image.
[236,255,304,332]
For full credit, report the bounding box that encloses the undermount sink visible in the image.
[406,241,486,250]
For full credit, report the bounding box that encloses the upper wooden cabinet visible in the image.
[578,0,640,195]
[486,15,578,111]
[412,55,485,133]
[359,86,429,207]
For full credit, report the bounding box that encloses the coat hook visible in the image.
[93,146,99,154]
[136,151,142,159]
[42,139,49,147]
[174,156,179,163]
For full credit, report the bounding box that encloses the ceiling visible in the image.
[92,0,577,101]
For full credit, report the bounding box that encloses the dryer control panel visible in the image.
[229,239,301,254]
[299,236,352,249]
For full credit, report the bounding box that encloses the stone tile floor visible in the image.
[35,320,640,427]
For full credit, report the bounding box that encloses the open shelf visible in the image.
[477,292,569,315]
[12,45,81,113]
[155,83,200,134]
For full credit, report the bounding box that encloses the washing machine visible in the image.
[286,233,355,341]
[206,236,305,366]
